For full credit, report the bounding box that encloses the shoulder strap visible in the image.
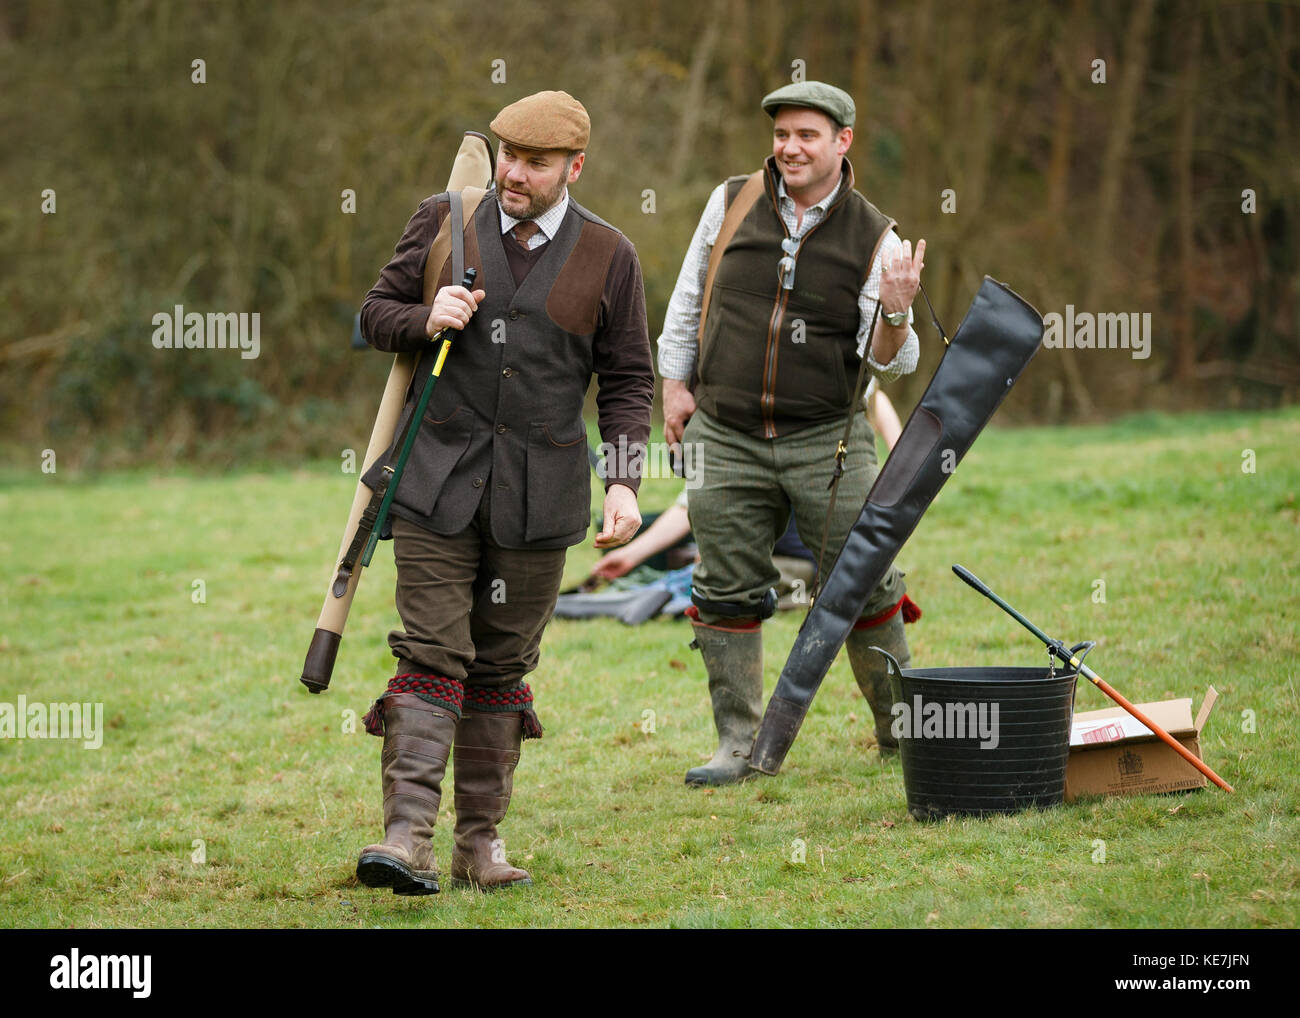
[811,295,882,603]
[695,170,766,348]
[421,186,487,303]
[449,190,467,283]
[811,263,949,603]
[812,218,894,604]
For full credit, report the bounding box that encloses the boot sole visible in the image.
[356,853,440,895]
[446,875,533,892]
[684,768,757,787]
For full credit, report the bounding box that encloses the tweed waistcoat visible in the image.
[363,192,625,549]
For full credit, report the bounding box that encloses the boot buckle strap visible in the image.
[454,792,508,812]
[454,745,519,766]
[382,733,454,763]
[385,779,441,807]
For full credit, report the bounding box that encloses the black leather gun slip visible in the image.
[749,276,1044,775]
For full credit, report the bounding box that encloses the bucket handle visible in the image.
[868,645,903,676]
[1047,639,1095,678]
[869,645,904,701]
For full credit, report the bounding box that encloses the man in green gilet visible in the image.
[659,81,926,785]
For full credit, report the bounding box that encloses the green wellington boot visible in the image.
[356,692,457,895]
[845,612,911,755]
[685,617,763,786]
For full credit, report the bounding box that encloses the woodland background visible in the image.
[1,0,1296,469]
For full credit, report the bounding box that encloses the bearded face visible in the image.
[495,144,576,220]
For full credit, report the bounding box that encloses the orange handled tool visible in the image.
[953,564,1233,793]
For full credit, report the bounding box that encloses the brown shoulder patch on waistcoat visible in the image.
[546,221,621,335]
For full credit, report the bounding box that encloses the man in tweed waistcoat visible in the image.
[355,90,653,892]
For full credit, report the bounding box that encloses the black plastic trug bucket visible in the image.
[877,649,1078,821]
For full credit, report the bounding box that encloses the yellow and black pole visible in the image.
[359,266,476,569]
[952,564,1233,793]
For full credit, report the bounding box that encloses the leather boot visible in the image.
[685,614,763,786]
[356,692,457,895]
[845,611,911,754]
[448,709,533,891]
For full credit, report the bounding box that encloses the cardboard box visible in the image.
[1064,687,1219,801]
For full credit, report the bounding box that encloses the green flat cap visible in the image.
[761,81,855,129]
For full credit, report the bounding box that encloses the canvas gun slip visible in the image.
[300,131,493,694]
[748,277,1045,775]
[951,564,1233,793]
[301,269,475,694]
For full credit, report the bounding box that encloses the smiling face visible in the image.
[495,142,585,220]
[771,106,852,205]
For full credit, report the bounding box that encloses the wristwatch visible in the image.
[883,307,910,328]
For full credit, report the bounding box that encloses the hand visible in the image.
[426,284,487,338]
[662,378,696,451]
[591,546,639,580]
[879,238,926,318]
[594,483,641,549]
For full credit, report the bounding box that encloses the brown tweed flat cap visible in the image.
[490,90,590,151]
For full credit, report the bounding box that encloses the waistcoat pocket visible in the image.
[524,420,590,542]
[392,405,475,517]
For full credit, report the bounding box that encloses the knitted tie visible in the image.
[512,221,540,249]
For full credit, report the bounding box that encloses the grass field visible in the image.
[1,408,1297,928]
